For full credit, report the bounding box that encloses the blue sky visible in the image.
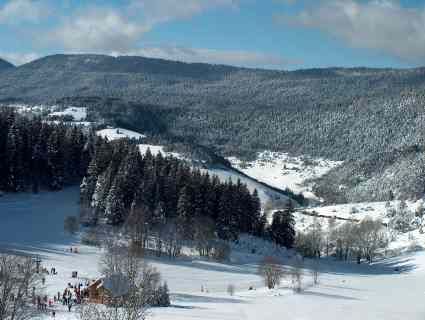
[0,0,424,69]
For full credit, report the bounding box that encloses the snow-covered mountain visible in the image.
[0,58,14,72]
[2,54,425,203]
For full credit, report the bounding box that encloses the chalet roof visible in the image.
[88,274,130,298]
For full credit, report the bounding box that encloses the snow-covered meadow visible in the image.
[1,189,425,319]
[229,151,342,201]
[96,127,146,141]
[49,107,87,121]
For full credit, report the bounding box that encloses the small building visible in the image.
[86,274,130,304]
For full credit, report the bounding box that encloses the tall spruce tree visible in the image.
[269,202,296,248]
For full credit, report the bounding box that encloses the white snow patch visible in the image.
[295,199,425,253]
[49,107,87,121]
[206,167,289,208]
[229,151,342,201]
[138,144,183,159]
[96,128,146,141]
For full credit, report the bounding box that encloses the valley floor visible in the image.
[1,188,425,320]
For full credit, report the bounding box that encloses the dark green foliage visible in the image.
[0,58,14,72]
[4,55,425,202]
[82,139,266,241]
[0,108,90,192]
[269,204,296,248]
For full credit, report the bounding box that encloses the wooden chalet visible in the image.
[85,274,130,304]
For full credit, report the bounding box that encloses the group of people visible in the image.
[34,264,90,317]
[69,247,79,253]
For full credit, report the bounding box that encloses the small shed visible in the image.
[86,274,130,304]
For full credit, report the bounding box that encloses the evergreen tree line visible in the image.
[80,139,267,242]
[0,108,91,192]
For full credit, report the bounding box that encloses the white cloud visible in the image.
[279,0,425,62]
[0,0,48,25]
[112,45,298,69]
[46,0,238,53]
[48,9,150,52]
[0,52,40,65]
[129,0,239,25]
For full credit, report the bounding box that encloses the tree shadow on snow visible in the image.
[300,290,360,301]
[172,293,247,304]
[294,254,418,277]
[146,255,259,276]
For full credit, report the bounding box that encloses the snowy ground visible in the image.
[207,167,290,208]
[6,103,58,116]
[49,107,87,121]
[96,127,146,141]
[2,189,425,319]
[138,144,182,159]
[228,151,341,201]
[294,199,425,253]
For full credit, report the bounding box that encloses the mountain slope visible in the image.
[2,54,425,202]
[0,58,14,72]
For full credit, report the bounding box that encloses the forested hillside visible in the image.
[0,58,14,72]
[0,108,90,192]
[2,54,425,202]
[80,139,269,242]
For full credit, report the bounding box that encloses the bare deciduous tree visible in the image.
[161,220,182,259]
[226,284,235,296]
[291,257,303,293]
[259,256,284,289]
[82,244,162,320]
[0,254,41,320]
[194,216,216,257]
[80,241,170,320]
[355,218,388,263]
[311,258,320,285]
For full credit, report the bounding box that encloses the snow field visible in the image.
[228,151,342,201]
[49,107,87,121]
[2,178,425,319]
[96,127,146,141]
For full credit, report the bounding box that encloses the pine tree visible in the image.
[47,128,65,190]
[6,122,25,191]
[217,183,239,241]
[269,203,296,248]
[176,186,194,240]
[105,183,126,225]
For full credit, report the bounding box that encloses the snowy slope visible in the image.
[2,189,425,320]
[96,127,146,140]
[138,144,182,159]
[293,199,425,254]
[229,151,341,201]
[49,107,87,121]
[206,167,291,208]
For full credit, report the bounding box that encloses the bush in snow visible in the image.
[350,206,359,215]
[64,215,80,235]
[211,241,231,262]
[259,256,284,289]
[227,284,235,296]
[291,257,304,293]
[295,218,324,258]
[388,200,415,233]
